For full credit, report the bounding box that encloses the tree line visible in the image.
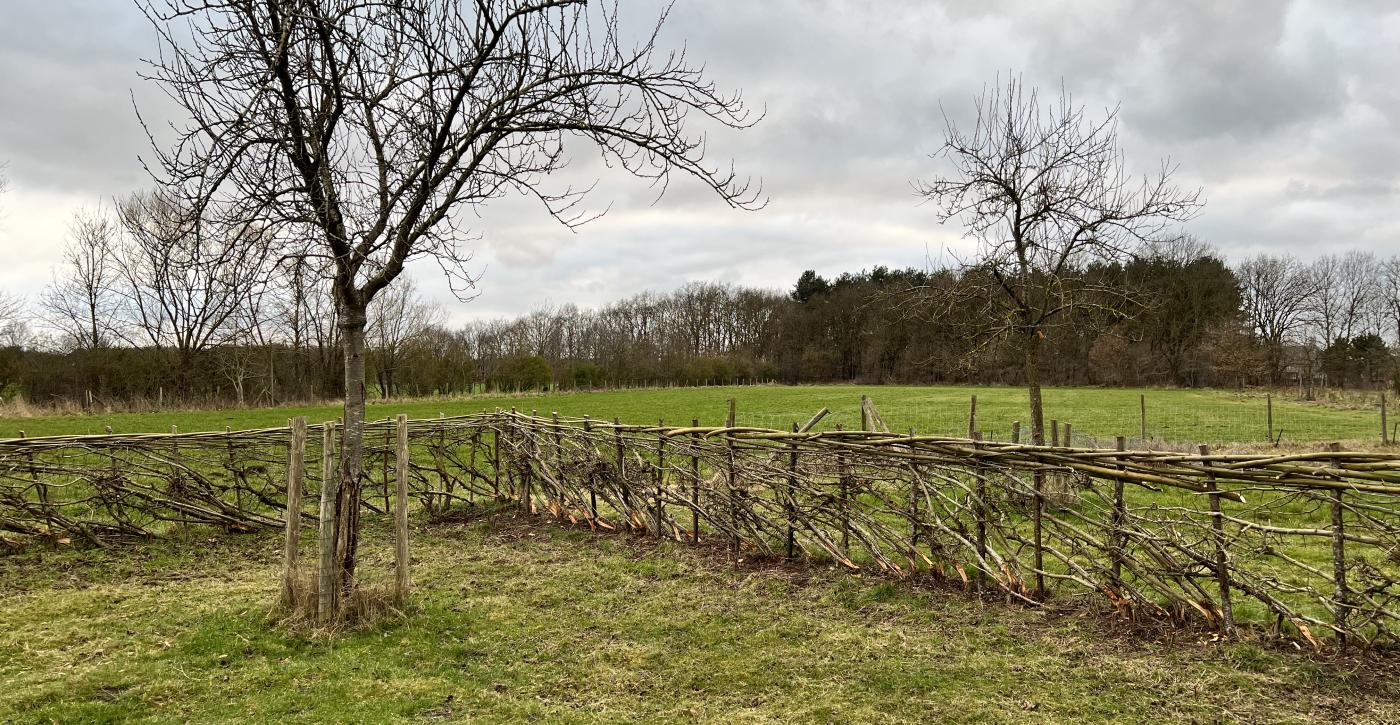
[1,222,1396,406]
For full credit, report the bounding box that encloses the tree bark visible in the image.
[336,304,369,595]
[1026,332,1046,445]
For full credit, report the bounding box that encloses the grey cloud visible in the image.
[2,0,1399,319]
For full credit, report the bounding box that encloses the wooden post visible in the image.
[654,418,666,537]
[395,414,411,603]
[280,417,307,607]
[1139,394,1147,442]
[225,426,242,514]
[1201,444,1233,635]
[584,416,598,520]
[725,400,739,556]
[687,418,700,542]
[1011,421,1021,445]
[908,428,920,554]
[1050,419,1059,448]
[968,394,977,438]
[169,424,182,487]
[1329,442,1349,650]
[492,410,502,498]
[786,421,799,560]
[836,423,849,555]
[552,412,564,513]
[1063,422,1072,449]
[317,420,339,622]
[972,431,987,591]
[1381,392,1389,445]
[520,417,533,514]
[613,417,629,526]
[1032,422,1045,600]
[1266,394,1274,445]
[1110,436,1127,589]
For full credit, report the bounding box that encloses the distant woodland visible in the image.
[0,219,1396,408]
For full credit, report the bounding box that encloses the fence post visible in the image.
[1063,422,1072,449]
[317,420,339,623]
[835,423,849,556]
[1033,423,1045,600]
[552,412,564,513]
[395,414,410,603]
[1050,419,1059,448]
[613,417,629,527]
[1110,436,1126,590]
[226,426,241,515]
[1381,392,1389,445]
[1266,394,1274,445]
[493,409,502,498]
[280,417,307,607]
[1139,395,1147,442]
[520,415,534,514]
[972,431,987,592]
[725,399,739,556]
[584,416,598,521]
[1011,421,1021,445]
[1201,444,1233,636]
[688,418,701,542]
[655,418,666,538]
[787,422,799,560]
[908,428,920,555]
[968,395,977,438]
[1329,442,1349,650]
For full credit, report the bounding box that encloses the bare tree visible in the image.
[914,78,1201,443]
[136,0,760,607]
[40,207,121,350]
[1237,254,1318,385]
[112,190,272,394]
[367,279,442,398]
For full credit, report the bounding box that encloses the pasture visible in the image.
[3,511,1398,723]
[2,383,1390,447]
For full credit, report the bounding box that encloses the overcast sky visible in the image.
[2,0,1398,324]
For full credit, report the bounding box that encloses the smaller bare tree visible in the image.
[40,207,121,350]
[913,78,1202,443]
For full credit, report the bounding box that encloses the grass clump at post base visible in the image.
[2,511,1398,723]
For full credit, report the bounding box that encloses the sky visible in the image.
[1,0,1399,325]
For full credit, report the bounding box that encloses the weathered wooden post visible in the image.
[1063,422,1072,448]
[280,417,308,608]
[1329,441,1349,650]
[613,416,629,526]
[317,420,339,623]
[492,409,503,499]
[690,417,701,542]
[787,421,799,560]
[1050,419,1059,448]
[1011,421,1021,444]
[1110,436,1127,589]
[1201,444,1233,635]
[395,414,411,604]
[583,416,598,520]
[1266,394,1274,445]
[654,418,666,537]
[725,399,739,556]
[1139,394,1147,442]
[972,431,987,592]
[1032,423,1046,600]
[382,422,392,511]
[908,428,920,554]
[1382,392,1389,445]
[552,411,564,512]
[835,423,849,556]
[968,394,977,438]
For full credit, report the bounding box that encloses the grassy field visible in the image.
[1,383,1391,446]
[2,509,1396,724]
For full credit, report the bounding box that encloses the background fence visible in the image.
[3,406,1399,649]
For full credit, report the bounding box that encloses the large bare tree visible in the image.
[40,208,122,351]
[136,0,760,608]
[914,79,1201,443]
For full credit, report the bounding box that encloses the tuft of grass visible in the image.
[2,511,1398,723]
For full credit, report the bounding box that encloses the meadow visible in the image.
[2,383,1391,447]
[3,510,1397,723]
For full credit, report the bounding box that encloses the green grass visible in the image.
[1,384,1390,445]
[2,510,1396,723]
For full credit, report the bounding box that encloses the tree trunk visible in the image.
[1025,331,1046,445]
[336,304,369,596]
